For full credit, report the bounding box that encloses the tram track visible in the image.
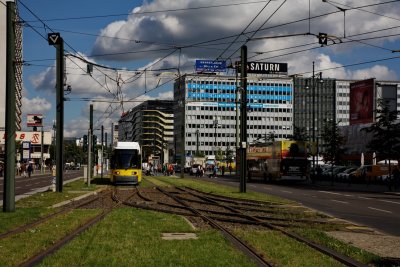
[17,187,136,267]
[130,180,368,267]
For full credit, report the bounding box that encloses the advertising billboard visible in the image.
[247,62,288,74]
[350,78,374,125]
[27,114,43,127]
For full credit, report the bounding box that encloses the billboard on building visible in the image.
[27,114,43,127]
[350,78,374,125]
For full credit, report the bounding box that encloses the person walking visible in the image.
[27,163,33,178]
[21,163,27,178]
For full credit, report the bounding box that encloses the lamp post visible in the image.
[305,62,323,176]
[213,118,218,156]
[195,129,199,155]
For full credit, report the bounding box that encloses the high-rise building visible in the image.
[174,74,294,160]
[118,100,174,163]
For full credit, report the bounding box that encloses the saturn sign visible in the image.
[247,62,288,74]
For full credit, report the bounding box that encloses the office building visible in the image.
[118,100,174,163]
[173,74,294,159]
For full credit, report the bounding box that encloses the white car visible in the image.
[190,164,200,175]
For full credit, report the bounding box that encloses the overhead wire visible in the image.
[23,0,272,22]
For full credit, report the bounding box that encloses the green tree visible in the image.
[216,148,224,161]
[362,99,400,162]
[320,120,346,166]
[291,126,309,141]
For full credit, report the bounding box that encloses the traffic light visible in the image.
[83,135,88,152]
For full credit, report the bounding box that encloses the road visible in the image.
[203,175,400,236]
[0,170,84,205]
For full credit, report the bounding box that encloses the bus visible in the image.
[110,142,142,184]
[247,141,312,182]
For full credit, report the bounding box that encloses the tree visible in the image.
[362,99,400,162]
[216,148,224,161]
[291,126,309,141]
[320,120,346,166]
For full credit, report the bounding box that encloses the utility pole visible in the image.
[3,1,16,212]
[101,125,103,179]
[47,32,65,192]
[88,104,93,186]
[239,45,247,193]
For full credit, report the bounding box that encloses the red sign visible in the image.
[350,79,374,125]
[27,114,43,127]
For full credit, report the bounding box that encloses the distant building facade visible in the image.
[118,100,174,163]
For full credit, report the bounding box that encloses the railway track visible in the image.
[128,181,368,267]
[15,187,135,267]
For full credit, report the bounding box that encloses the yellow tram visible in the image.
[110,142,142,184]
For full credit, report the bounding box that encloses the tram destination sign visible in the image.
[247,62,288,74]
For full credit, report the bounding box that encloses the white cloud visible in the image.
[22,97,52,114]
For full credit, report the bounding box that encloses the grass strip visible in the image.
[145,175,293,205]
[0,180,99,234]
[0,209,102,267]
[38,208,258,267]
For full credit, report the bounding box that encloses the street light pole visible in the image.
[312,61,316,174]
[213,118,218,156]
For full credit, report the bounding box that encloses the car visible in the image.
[173,164,182,173]
[190,164,200,175]
[336,167,357,181]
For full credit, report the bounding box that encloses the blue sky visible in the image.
[14,0,400,138]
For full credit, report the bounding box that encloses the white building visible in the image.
[174,74,294,159]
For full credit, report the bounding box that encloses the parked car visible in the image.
[336,167,357,181]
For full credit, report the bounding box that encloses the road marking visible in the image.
[358,196,371,200]
[331,199,348,204]
[318,191,343,196]
[368,207,392,213]
[281,190,292,194]
[379,199,400,205]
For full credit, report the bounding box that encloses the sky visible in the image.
[12,0,400,139]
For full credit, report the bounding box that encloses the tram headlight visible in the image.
[115,171,120,175]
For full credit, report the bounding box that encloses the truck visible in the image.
[247,140,312,182]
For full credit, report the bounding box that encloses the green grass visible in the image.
[293,228,381,265]
[0,209,102,267]
[0,179,99,234]
[233,228,346,267]
[38,208,258,267]
[145,175,293,205]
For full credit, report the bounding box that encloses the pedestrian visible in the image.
[229,164,232,175]
[0,163,3,177]
[27,163,33,178]
[221,165,225,176]
[213,165,218,178]
[21,163,27,178]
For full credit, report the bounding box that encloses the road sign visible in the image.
[48,33,61,45]
[196,60,226,72]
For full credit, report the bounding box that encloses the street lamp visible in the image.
[213,117,219,156]
[306,62,323,174]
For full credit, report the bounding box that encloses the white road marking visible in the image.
[379,199,400,205]
[331,199,348,204]
[358,196,371,200]
[368,207,392,213]
[281,190,292,194]
[318,191,343,196]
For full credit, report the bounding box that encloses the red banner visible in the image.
[350,79,374,125]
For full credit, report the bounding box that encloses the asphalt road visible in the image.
[201,174,400,236]
[0,170,84,205]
